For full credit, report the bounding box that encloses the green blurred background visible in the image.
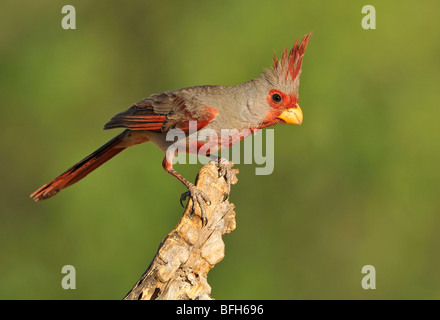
[1,0,439,299]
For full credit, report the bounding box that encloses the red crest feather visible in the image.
[272,33,311,82]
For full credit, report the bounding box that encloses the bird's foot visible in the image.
[215,158,235,199]
[180,184,211,226]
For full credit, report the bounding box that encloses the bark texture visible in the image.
[124,161,238,300]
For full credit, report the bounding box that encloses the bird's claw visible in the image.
[216,158,234,199]
[180,185,211,226]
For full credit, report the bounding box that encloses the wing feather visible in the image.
[104,92,217,133]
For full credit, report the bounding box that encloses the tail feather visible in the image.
[30,130,131,201]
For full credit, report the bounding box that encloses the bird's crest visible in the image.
[263,33,312,93]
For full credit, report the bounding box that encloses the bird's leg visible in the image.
[162,158,211,225]
[209,155,234,198]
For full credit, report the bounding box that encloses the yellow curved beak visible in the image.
[278,104,303,125]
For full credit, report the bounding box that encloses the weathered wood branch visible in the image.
[124,162,238,300]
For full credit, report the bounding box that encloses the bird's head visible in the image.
[259,33,311,127]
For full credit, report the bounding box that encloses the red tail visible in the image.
[31,130,132,201]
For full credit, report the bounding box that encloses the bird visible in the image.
[30,33,311,223]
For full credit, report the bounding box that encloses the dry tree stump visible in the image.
[124,161,238,300]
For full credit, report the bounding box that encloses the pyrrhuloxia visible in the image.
[31,33,311,222]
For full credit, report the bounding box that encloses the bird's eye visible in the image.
[272,93,282,103]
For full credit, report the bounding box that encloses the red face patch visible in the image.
[261,90,299,128]
[267,89,298,109]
